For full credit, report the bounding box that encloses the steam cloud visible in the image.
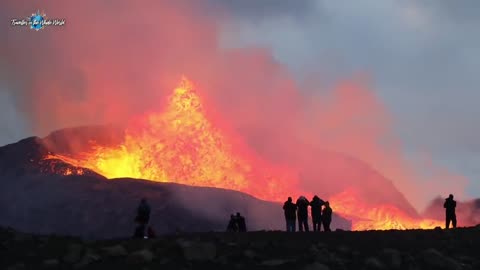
[0,0,467,212]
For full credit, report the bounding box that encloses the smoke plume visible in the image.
[0,0,467,213]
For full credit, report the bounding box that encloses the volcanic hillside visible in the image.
[0,78,463,231]
[0,161,352,239]
[0,134,353,238]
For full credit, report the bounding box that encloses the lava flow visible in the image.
[44,78,301,201]
[44,77,443,230]
[330,189,443,230]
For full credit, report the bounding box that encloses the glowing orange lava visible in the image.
[44,77,443,230]
[330,189,443,230]
[45,78,300,200]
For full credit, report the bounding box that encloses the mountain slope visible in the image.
[0,126,431,231]
[0,173,351,239]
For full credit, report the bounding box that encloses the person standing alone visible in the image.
[134,198,151,238]
[444,194,457,229]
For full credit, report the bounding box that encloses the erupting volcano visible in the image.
[42,77,443,230]
[44,78,300,200]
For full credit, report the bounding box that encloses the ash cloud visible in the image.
[0,0,470,214]
[203,0,317,20]
[215,0,478,209]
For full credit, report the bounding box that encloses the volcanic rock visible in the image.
[260,259,291,266]
[311,247,331,264]
[420,248,461,270]
[63,243,84,263]
[74,250,101,268]
[13,232,34,243]
[101,244,128,257]
[0,136,102,178]
[127,249,154,264]
[6,263,26,270]
[336,245,351,255]
[1,226,480,269]
[243,249,256,259]
[43,259,60,267]
[380,248,402,269]
[364,257,385,270]
[178,240,217,261]
[303,262,331,270]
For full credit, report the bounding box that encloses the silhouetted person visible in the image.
[236,212,247,232]
[136,198,151,225]
[134,198,151,238]
[322,201,332,232]
[296,196,310,232]
[311,195,324,231]
[283,197,297,232]
[227,214,238,232]
[444,194,457,229]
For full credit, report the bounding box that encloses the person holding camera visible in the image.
[444,194,457,229]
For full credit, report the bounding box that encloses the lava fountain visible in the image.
[44,77,443,230]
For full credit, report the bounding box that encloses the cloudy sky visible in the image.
[209,0,480,196]
[1,0,479,199]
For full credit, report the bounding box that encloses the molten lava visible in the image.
[330,189,443,230]
[44,77,443,230]
[45,78,301,200]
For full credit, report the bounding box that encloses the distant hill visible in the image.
[0,135,102,178]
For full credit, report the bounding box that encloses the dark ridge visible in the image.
[0,136,103,178]
[0,174,352,239]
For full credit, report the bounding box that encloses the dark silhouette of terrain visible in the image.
[0,136,102,178]
[1,226,480,270]
[0,173,351,239]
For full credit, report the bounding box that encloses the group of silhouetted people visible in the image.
[133,192,458,238]
[283,196,333,232]
[227,212,247,232]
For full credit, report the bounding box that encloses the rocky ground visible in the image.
[1,226,480,270]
